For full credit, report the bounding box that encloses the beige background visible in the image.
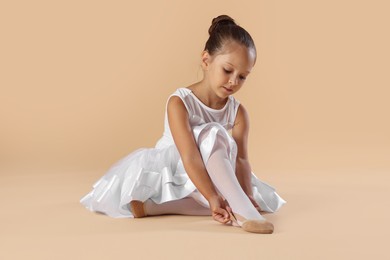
[1,0,389,259]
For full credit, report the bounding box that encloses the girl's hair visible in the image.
[204,15,256,58]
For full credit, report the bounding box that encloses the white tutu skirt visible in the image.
[80,123,286,218]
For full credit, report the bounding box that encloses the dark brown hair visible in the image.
[204,15,256,58]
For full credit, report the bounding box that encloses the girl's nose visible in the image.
[229,77,238,86]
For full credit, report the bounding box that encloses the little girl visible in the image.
[80,15,286,234]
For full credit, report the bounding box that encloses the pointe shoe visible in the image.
[228,211,274,234]
[129,200,147,218]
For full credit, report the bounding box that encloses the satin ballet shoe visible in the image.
[129,200,147,218]
[228,211,274,234]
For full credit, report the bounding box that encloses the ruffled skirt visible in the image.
[80,123,286,218]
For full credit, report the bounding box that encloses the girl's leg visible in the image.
[204,134,265,221]
[141,133,264,220]
[143,197,211,216]
[134,128,263,220]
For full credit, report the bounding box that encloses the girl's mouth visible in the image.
[223,86,233,93]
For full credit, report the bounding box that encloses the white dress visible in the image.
[80,88,286,218]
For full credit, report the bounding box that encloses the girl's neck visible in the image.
[187,81,228,110]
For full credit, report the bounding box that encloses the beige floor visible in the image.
[1,166,389,260]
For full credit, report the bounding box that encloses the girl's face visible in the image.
[202,41,256,99]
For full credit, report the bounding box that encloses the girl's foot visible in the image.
[228,211,274,234]
[129,200,147,218]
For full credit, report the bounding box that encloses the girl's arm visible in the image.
[167,96,230,223]
[232,104,259,204]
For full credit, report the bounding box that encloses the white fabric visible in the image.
[80,87,286,218]
[144,197,211,216]
[155,87,240,149]
[204,132,265,221]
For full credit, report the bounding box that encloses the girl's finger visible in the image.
[226,205,232,213]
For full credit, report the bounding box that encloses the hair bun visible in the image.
[208,15,236,35]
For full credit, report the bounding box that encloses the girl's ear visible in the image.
[201,51,211,70]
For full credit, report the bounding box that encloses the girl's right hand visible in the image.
[208,195,231,224]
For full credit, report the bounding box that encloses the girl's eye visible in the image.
[239,75,247,81]
[223,68,232,74]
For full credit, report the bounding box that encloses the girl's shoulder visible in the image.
[168,87,191,99]
[167,87,240,114]
[165,88,192,114]
[174,87,191,94]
